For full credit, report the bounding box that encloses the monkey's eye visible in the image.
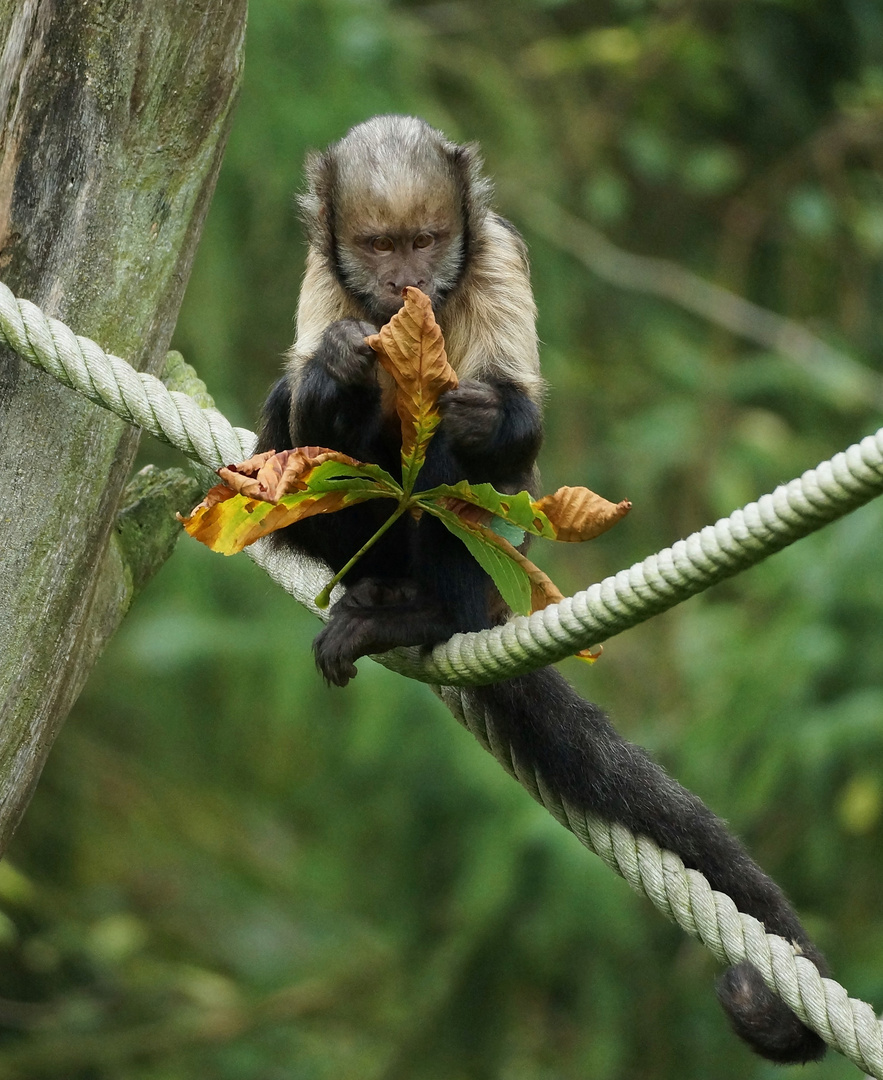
[372,237,394,253]
[413,232,435,250]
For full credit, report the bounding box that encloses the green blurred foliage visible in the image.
[4,0,883,1076]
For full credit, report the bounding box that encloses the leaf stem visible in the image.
[314,500,412,608]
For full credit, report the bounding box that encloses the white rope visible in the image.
[3,278,882,1075]
[0,284,254,468]
[6,280,883,684]
[441,685,883,1076]
[387,428,883,683]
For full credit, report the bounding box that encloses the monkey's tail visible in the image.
[466,666,827,1064]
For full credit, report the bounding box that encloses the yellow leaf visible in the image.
[178,447,400,555]
[574,645,603,665]
[179,489,359,555]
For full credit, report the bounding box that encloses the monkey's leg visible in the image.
[313,577,460,687]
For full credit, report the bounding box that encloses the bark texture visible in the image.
[0,0,247,850]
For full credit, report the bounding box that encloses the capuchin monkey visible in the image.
[257,115,828,1063]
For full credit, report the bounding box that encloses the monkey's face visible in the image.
[336,224,465,323]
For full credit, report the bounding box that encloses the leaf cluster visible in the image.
[181,288,630,618]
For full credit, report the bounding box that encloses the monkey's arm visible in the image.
[438,378,542,485]
[256,319,385,460]
[255,333,402,578]
[294,319,383,455]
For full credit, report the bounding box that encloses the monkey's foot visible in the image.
[313,577,455,687]
[312,629,359,687]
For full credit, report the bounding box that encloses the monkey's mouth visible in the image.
[375,287,439,320]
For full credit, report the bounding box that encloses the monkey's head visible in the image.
[299,115,492,322]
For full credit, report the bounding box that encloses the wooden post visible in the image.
[0,0,248,849]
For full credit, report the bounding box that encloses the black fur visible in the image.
[257,340,827,1064]
[258,320,541,656]
[439,378,542,482]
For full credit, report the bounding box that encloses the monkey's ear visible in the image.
[450,142,493,232]
[297,149,335,252]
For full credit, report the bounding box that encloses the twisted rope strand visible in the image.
[389,427,883,684]
[3,279,882,1075]
[440,683,883,1077]
[5,278,882,681]
[1,286,254,468]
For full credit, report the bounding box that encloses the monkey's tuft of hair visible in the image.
[717,961,826,1063]
[298,115,492,280]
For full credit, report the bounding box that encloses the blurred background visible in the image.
[2,0,883,1076]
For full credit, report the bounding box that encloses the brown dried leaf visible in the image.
[532,486,631,542]
[190,483,239,514]
[365,287,458,484]
[218,446,363,503]
[516,549,566,611]
[179,447,403,555]
[436,496,494,527]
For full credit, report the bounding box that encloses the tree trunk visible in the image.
[0,0,247,851]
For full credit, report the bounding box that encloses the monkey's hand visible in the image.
[438,379,503,453]
[317,319,379,386]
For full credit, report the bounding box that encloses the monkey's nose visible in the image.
[390,279,428,293]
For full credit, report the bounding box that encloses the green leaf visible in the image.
[419,481,558,538]
[422,503,533,615]
[299,458,403,495]
[487,516,526,547]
